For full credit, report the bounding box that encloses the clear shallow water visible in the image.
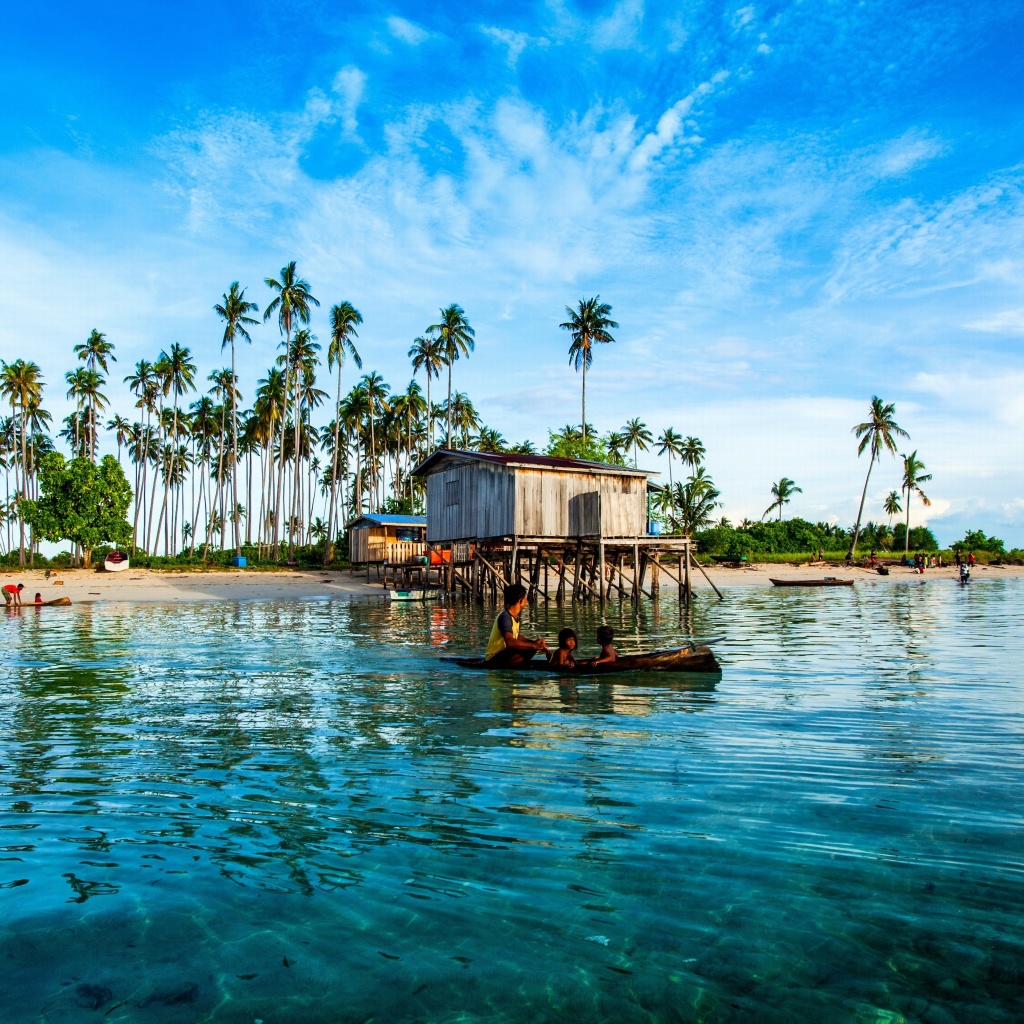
[1,582,1023,1023]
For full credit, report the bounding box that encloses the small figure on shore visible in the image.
[3,583,24,606]
[900,554,909,567]
[869,550,877,567]
[484,584,548,667]
[959,563,971,584]
[968,551,976,568]
[818,546,825,562]
[955,548,962,567]
[548,628,578,668]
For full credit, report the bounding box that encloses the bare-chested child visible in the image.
[593,625,618,665]
[548,628,578,668]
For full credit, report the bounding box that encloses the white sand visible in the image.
[4,559,1018,606]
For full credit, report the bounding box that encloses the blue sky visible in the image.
[2,0,1023,543]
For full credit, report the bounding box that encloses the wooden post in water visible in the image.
[651,552,660,602]
[683,543,692,605]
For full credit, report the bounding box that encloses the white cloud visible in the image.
[965,309,1024,335]
[387,15,429,46]
[332,66,367,138]
[592,0,645,51]
[628,70,729,172]
[874,129,947,177]
[732,5,756,31]
[481,26,542,67]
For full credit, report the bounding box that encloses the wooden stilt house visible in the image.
[346,514,427,565]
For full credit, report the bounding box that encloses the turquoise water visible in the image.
[1,582,1022,1023]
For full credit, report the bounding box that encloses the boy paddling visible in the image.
[484,584,549,667]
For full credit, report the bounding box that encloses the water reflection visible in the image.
[1,584,1022,1022]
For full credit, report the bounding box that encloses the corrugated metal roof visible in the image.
[347,514,426,528]
[412,448,656,477]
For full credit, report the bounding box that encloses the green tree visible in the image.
[19,453,132,568]
[669,468,720,537]
[427,304,475,448]
[408,334,443,449]
[883,489,902,525]
[325,301,362,563]
[680,436,705,471]
[656,427,684,488]
[848,397,908,559]
[214,282,259,557]
[0,359,44,564]
[900,451,932,554]
[622,417,653,468]
[560,297,617,444]
[764,477,802,521]
[264,261,319,555]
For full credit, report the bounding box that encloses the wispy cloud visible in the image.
[387,15,430,46]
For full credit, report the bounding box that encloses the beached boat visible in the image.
[388,587,441,602]
[26,597,72,607]
[443,645,720,674]
[770,577,854,587]
[104,551,130,572]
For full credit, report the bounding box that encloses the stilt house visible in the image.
[346,514,426,565]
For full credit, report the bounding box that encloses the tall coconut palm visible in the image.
[605,431,628,465]
[426,305,475,449]
[214,282,259,557]
[325,301,362,563]
[360,372,390,509]
[848,397,908,559]
[680,436,705,471]
[391,380,426,503]
[125,360,158,547]
[0,359,44,564]
[883,489,902,526]
[560,297,617,444]
[74,329,116,374]
[764,477,802,521]
[264,262,318,556]
[622,418,653,469]
[655,427,684,488]
[900,451,932,554]
[158,343,197,555]
[408,335,443,449]
[669,468,720,537]
[107,414,133,465]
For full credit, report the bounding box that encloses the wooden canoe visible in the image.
[389,588,441,602]
[442,645,720,675]
[24,597,72,607]
[769,577,854,587]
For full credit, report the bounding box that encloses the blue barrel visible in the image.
[231,556,247,568]
[648,522,662,536]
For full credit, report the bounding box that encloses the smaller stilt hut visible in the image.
[346,514,426,566]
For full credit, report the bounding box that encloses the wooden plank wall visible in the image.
[426,463,515,542]
[349,527,426,563]
[514,469,646,537]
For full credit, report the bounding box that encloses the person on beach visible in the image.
[968,551,976,568]
[548,628,578,669]
[3,583,24,607]
[955,548,962,567]
[33,593,42,604]
[484,583,548,667]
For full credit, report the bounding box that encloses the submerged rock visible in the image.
[74,984,112,1010]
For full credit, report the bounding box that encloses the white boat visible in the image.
[388,588,441,602]
[104,551,130,572]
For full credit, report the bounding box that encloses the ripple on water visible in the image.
[1,582,1023,1022]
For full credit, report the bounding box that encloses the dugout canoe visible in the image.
[442,645,720,675]
[25,597,72,607]
[769,577,854,587]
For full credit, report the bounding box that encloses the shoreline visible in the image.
[3,561,1021,606]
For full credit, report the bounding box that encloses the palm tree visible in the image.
[360,372,390,510]
[764,477,802,520]
[125,359,158,547]
[669,468,720,537]
[74,329,116,374]
[622,417,652,468]
[107,414,133,464]
[900,451,932,554]
[848,397,908,559]
[325,302,362,563]
[427,304,475,448]
[214,282,259,557]
[390,380,426,503]
[158,343,197,555]
[474,426,507,453]
[408,335,443,450]
[883,489,902,527]
[680,436,705,471]
[605,431,628,465]
[264,262,318,555]
[0,359,44,564]
[656,427,684,488]
[559,297,617,444]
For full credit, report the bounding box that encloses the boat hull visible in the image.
[104,552,130,572]
[26,597,72,607]
[769,578,854,587]
[389,589,441,602]
[442,645,720,675]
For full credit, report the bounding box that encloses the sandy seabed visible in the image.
[3,560,1021,606]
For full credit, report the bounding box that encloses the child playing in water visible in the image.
[548,628,578,668]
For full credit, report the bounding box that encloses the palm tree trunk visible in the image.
[18,405,27,565]
[847,452,875,559]
[581,358,587,444]
[231,343,241,557]
[325,367,343,564]
[905,488,912,554]
[273,331,292,557]
[446,363,453,448]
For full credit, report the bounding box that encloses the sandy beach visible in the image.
[3,560,1021,606]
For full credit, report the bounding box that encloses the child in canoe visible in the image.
[548,628,578,668]
[578,625,618,668]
